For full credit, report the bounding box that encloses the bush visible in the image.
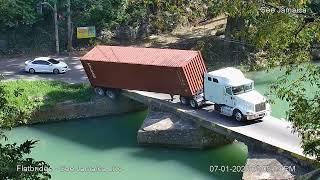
[0,78,51,179]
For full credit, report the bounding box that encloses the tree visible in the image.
[0,138,51,180]
[217,0,320,159]
[70,0,124,31]
[0,77,51,179]
[0,0,38,31]
[67,0,72,51]
[116,0,217,34]
[42,0,60,54]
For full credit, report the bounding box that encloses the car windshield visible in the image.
[48,59,60,64]
[232,83,253,95]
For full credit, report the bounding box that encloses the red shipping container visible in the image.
[80,45,207,96]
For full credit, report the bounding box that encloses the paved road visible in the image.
[0,56,308,159]
[0,56,88,83]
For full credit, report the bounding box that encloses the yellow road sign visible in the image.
[77,26,96,39]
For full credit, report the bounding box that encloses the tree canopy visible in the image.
[219,0,320,159]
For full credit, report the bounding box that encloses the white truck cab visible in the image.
[203,67,270,121]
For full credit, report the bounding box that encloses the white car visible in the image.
[25,57,69,74]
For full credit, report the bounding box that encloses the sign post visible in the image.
[77,26,96,39]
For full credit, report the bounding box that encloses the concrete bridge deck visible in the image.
[122,90,316,165]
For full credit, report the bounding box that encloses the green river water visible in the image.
[7,111,247,180]
[6,64,319,180]
[247,62,319,119]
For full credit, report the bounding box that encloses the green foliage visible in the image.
[270,64,320,160]
[0,79,95,179]
[0,79,23,128]
[221,0,317,67]
[117,0,217,33]
[0,0,38,29]
[71,0,123,29]
[221,0,320,159]
[0,0,56,53]
[0,80,94,127]
[0,0,222,52]
[0,78,51,179]
[0,138,51,180]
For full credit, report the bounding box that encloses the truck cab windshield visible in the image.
[232,83,253,95]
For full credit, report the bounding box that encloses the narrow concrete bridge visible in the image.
[122,90,318,179]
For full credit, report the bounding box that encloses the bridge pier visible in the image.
[137,105,232,149]
[243,148,295,179]
[243,145,313,180]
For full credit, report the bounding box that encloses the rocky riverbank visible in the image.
[30,95,146,124]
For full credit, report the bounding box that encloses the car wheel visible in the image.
[53,69,59,74]
[94,87,105,96]
[179,96,189,105]
[29,68,35,74]
[233,109,244,121]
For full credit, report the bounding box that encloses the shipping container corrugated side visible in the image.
[80,46,207,96]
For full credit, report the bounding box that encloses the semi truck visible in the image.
[81,45,270,121]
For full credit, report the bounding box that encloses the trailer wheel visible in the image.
[180,96,189,105]
[94,87,105,96]
[190,99,199,109]
[105,89,120,99]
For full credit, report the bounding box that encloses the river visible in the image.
[7,111,246,180]
[6,64,319,180]
[247,62,319,119]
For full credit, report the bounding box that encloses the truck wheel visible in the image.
[94,87,105,96]
[105,89,119,99]
[233,109,244,121]
[190,99,199,109]
[214,104,221,112]
[180,96,189,105]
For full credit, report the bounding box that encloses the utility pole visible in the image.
[42,1,59,55]
[67,0,72,52]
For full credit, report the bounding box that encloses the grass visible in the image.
[3,80,94,107]
[1,80,95,126]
